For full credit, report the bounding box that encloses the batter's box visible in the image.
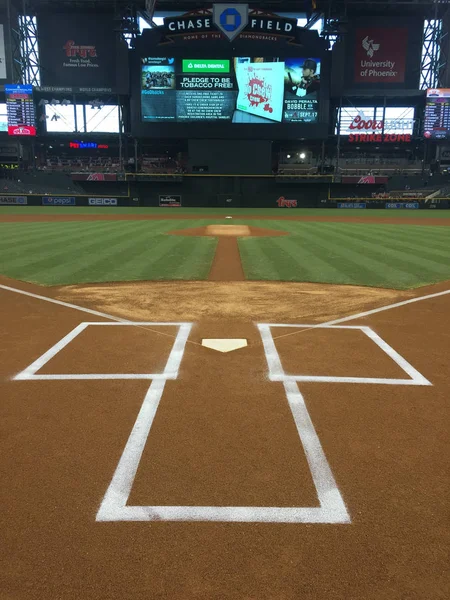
[258,324,432,386]
[14,322,190,381]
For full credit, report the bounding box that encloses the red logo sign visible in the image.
[276,196,297,208]
[354,28,408,83]
[247,77,273,112]
[348,133,411,143]
[8,125,36,136]
[349,115,384,131]
[63,40,97,58]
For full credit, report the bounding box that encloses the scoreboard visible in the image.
[5,84,36,136]
[424,89,450,140]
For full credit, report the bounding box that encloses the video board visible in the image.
[424,89,450,140]
[141,57,321,124]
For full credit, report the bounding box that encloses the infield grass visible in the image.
[239,221,450,289]
[0,216,449,288]
[0,220,217,285]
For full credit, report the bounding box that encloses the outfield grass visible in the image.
[0,217,449,288]
[239,221,450,289]
[1,206,450,218]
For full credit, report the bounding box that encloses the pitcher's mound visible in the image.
[169,224,288,237]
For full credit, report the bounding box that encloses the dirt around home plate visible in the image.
[0,274,449,600]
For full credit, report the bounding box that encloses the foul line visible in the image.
[271,288,450,342]
[0,283,202,347]
[1,283,449,347]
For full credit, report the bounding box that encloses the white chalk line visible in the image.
[1,282,449,336]
[96,324,193,522]
[257,324,350,521]
[0,283,130,322]
[98,324,350,524]
[271,288,450,342]
[14,322,89,380]
[14,322,191,382]
[261,324,431,387]
[0,283,202,347]
[2,281,442,524]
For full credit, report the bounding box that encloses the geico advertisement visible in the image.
[88,198,118,206]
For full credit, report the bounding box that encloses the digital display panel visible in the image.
[424,89,450,140]
[141,57,321,124]
[5,84,36,136]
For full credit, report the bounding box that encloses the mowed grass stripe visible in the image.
[0,222,108,252]
[0,222,130,272]
[37,222,158,284]
[0,221,217,285]
[258,222,413,286]
[238,236,290,280]
[0,222,122,264]
[316,223,450,275]
[272,225,392,285]
[322,224,450,263]
[239,222,450,288]
[168,237,217,279]
[239,234,354,283]
[294,223,450,287]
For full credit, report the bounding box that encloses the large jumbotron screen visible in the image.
[141,57,321,124]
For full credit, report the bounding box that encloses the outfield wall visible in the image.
[0,177,449,209]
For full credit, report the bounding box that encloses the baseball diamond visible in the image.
[1,1,449,599]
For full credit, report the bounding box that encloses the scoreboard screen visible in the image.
[424,89,450,140]
[5,84,36,136]
[141,57,321,124]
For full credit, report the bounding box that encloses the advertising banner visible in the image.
[42,197,76,206]
[354,28,407,84]
[337,203,366,209]
[276,196,297,207]
[346,18,422,89]
[141,56,321,124]
[88,198,118,206]
[0,196,27,205]
[38,12,117,90]
[163,8,297,44]
[159,195,182,207]
[385,202,419,209]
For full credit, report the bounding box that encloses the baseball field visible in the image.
[1,206,449,600]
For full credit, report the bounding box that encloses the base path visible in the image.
[208,237,245,281]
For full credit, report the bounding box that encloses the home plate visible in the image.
[202,339,248,353]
